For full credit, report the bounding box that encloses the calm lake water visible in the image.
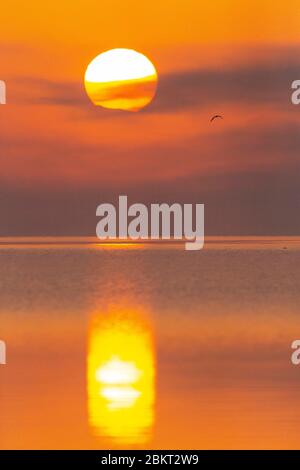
[1,238,300,449]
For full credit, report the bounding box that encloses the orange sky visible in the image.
[0,1,300,235]
[2,1,300,46]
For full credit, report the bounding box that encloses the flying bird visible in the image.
[210,115,223,123]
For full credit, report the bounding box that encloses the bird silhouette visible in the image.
[210,115,223,123]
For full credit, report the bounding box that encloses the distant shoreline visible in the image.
[0,236,299,250]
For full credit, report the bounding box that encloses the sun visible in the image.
[84,48,158,112]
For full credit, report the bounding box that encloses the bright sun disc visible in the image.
[84,48,158,112]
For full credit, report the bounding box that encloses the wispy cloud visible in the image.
[148,62,299,113]
[14,58,300,116]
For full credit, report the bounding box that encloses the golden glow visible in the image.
[87,306,155,445]
[85,49,156,83]
[84,49,158,112]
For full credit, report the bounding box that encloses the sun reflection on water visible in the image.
[87,306,155,445]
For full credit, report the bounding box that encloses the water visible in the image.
[1,238,300,449]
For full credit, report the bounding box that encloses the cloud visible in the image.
[1,156,300,236]
[0,118,299,187]
[14,77,87,107]
[1,115,300,236]
[2,50,300,235]
[147,62,300,113]
[13,57,300,116]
